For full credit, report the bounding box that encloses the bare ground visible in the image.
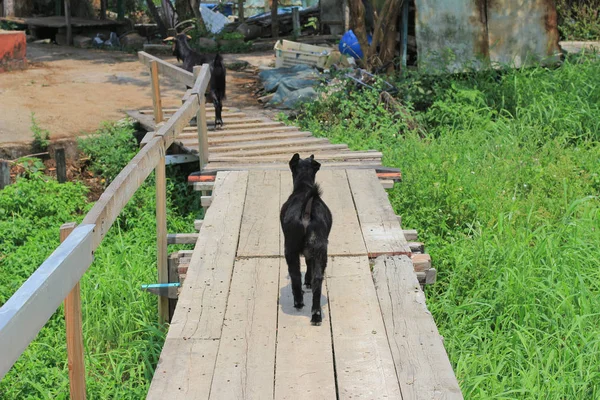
[0,43,272,150]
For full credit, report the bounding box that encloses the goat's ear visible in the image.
[289,153,300,171]
[311,156,321,172]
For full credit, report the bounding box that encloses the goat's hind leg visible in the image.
[310,248,327,326]
[304,256,313,289]
[285,250,304,309]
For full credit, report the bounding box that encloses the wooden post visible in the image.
[400,0,408,69]
[193,66,209,169]
[100,0,106,19]
[64,0,72,46]
[292,7,300,37]
[238,0,244,22]
[117,0,125,20]
[271,0,279,39]
[62,222,87,400]
[150,61,164,124]
[0,161,10,190]
[156,145,169,325]
[55,148,67,183]
[167,252,180,322]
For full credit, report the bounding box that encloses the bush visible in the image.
[294,55,600,397]
[556,0,600,40]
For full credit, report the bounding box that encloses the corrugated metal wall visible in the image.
[415,0,561,73]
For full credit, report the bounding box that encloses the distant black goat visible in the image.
[168,33,226,127]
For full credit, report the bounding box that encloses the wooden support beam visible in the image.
[64,0,72,46]
[55,148,67,183]
[292,7,300,37]
[201,196,212,207]
[194,220,203,231]
[396,214,402,227]
[167,253,180,321]
[191,181,215,191]
[165,154,199,165]
[150,61,163,124]
[380,179,394,189]
[426,268,437,284]
[0,161,10,189]
[193,65,210,170]
[408,241,424,253]
[156,149,169,325]
[167,233,199,245]
[411,253,431,272]
[61,222,86,400]
[403,229,418,241]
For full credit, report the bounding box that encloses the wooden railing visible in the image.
[0,53,210,398]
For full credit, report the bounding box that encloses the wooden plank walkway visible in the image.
[147,169,462,399]
[126,106,394,174]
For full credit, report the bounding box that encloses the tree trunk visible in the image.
[146,0,169,38]
[380,0,401,72]
[175,0,192,21]
[189,0,207,33]
[271,0,279,38]
[348,0,370,65]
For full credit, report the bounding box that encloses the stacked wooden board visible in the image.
[146,169,462,399]
[126,105,394,174]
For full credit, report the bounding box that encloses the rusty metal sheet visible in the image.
[415,0,562,73]
[487,0,561,67]
[415,0,488,73]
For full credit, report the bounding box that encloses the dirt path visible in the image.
[0,44,271,148]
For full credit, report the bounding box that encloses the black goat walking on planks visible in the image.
[280,154,333,326]
[166,33,227,127]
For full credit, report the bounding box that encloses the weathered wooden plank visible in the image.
[146,338,219,400]
[212,143,349,158]
[203,161,383,172]
[274,258,336,400]
[167,171,248,340]
[138,51,194,87]
[204,126,299,137]
[327,256,402,400]
[347,169,411,257]
[167,233,199,244]
[147,171,248,398]
[372,256,463,399]
[316,169,367,256]
[207,131,311,145]
[208,150,382,163]
[150,61,164,124]
[0,224,95,379]
[209,137,326,153]
[237,170,281,257]
[209,258,279,400]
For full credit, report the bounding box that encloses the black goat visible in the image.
[280,154,333,326]
[168,33,226,127]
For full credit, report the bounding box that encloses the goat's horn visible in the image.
[163,36,175,42]
[186,34,192,39]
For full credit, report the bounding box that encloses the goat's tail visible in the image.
[300,184,322,222]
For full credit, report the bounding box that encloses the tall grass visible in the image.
[0,122,200,398]
[295,55,600,398]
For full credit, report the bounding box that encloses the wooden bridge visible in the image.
[0,52,462,399]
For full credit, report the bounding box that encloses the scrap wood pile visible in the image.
[222,6,320,40]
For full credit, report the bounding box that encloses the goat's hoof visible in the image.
[294,301,305,309]
[311,310,322,325]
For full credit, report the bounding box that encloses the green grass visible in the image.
[0,122,201,398]
[294,55,600,398]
